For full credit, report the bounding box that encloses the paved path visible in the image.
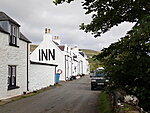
[0,76,100,113]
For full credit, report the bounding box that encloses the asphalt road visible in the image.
[0,76,100,113]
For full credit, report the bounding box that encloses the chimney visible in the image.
[73,46,79,55]
[52,36,61,45]
[45,28,47,34]
[48,29,51,33]
[43,28,52,41]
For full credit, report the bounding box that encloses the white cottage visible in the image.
[29,29,59,91]
[30,28,78,92]
[71,47,82,76]
[0,12,31,99]
[78,50,90,75]
[58,44,73,80]
[71,47,90,76]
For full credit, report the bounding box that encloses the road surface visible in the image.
[0,76,100,113]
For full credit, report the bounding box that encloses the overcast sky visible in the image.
[0,0,134,51]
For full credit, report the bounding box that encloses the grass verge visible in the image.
[99,91,113,113]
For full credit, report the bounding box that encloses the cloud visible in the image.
[0,0,134,51]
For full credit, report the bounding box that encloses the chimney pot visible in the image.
[48,29,51,33]
[45,28,47,34]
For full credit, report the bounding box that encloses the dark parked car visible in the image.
[91,68,108,90]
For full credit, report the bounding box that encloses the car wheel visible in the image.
[91,86,94,90]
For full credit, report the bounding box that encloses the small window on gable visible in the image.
[9,24,19,47]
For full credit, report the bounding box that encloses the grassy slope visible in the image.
[81,49,101,72]
[30,44,38,52]
[81,49,100,58]
[30,45,100,57]
[99,92,113,113]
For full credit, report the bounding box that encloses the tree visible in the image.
[96,15,150,111]
[53,0,149,37]
[53,0,150,111]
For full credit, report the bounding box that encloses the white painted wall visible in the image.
[29,63,56,92]
[72,59,79,76]
[64,55,72,80]
[71,47,90,76]
[78,53,89,75]
[30,32,66,81]
[0,32,29,99]
[62,46,73,80]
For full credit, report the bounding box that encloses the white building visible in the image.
[57,42,90,79]
[71,47,90,76]
[71,47,80,77]
[29,29,60,91]
[30,29,75,82]
[30,28,90,82]
[0,12,31,99]
[58,44,73,80]
[78,50,90,75]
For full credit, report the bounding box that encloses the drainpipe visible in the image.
[82,61,83,74]
[67,56,69,79]
[71,57,72,78]
[55,66,56,84]
[65,55,67,80]
[27,43,29,91]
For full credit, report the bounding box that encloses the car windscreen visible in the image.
[94,70,106,77]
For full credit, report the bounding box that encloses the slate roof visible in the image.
[20,32,31,43]
[53,41,59,45]
[0,26,31,43]
[0,12,31,43]
[79,52,84,57]
[0,26,9,34]
[58,46,65,51]
[0,12,20,26]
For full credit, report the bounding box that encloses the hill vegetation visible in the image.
[81,49,100,58]
[81,49,101,72]
[30,44,38,52]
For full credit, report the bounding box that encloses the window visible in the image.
[9,25,19,46]
[8,65,19,90]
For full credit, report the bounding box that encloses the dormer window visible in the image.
[9,24,19,47]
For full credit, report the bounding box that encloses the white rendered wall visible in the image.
[30,34,66,81]
[29,64,55,92]
[0,32,28,99]
[62,46,73,80]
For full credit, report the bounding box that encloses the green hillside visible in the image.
[81,49,101,72]
[30,45,100,57]
[81,49,100,58]
[30,44,38,52]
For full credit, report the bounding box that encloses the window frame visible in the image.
[8,65,19,90]
[9,24,19,47]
